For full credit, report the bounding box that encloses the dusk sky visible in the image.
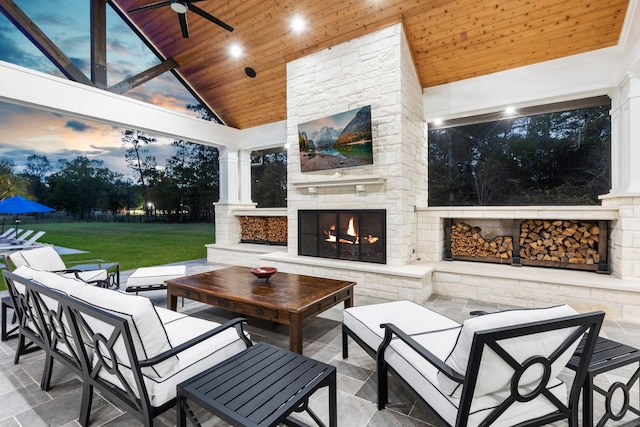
[0,0,201,177]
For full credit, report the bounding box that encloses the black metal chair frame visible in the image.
[67,295,252,426]
[3,269,253,427]
[1,295,18,341]
[376,311,604,427]
[3,270,83,390]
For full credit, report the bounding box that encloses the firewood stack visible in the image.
[240,216,287,244]
[267,216,288,243]
[240,216,268,241]
[450,222,513,259]
[520,220,599,264]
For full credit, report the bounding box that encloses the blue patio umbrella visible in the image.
[0,195,54,238]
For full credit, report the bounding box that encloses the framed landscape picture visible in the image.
[298,105,373,172]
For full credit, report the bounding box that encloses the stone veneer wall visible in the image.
[286,23,425,267]
[208,23,640,321]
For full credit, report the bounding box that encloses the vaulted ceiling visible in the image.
[110,0,629,129]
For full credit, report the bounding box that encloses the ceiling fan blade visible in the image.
[179,13,189,38]
[128,1,172,14]
[189,4,234,32]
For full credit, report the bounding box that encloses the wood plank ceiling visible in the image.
[111,0,629,129]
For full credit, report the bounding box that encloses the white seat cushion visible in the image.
[93,307,250,406]
[139,307,250,406]
[126,265,187,288]
[343,300,461,352]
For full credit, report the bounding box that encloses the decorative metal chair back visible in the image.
[3,270,83,390]
[456,312,603,426]
[63,294,156,427]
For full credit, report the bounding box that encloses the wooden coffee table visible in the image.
[165,266,356,354]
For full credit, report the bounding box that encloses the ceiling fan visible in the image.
[128,0,233,38]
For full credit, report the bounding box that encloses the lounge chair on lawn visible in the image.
[0,231,46,252]
[0,229,32,244]
[0,228,22,240]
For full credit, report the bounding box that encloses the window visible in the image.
[251,150,288,207]
[428,97,611,206]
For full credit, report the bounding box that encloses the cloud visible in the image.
[65,120,93,132]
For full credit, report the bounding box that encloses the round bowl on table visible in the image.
[250,267,277,283]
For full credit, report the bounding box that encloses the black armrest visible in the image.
[469,310,490,316]
[66,259,106,267]
[51,269,109,287]
[140,317,252,366]
[379,322,464,383]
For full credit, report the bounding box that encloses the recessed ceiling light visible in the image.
[434,118,443,125]
[229,43,243,59]
[291,15,306,33]
[505,106,516,115]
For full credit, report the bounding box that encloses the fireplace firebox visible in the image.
[298,209,386,264]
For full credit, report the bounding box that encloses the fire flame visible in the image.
[322,216,380,245]
[347,217,357,237]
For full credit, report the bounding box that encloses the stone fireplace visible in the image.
[207,23,640,322]
[298,210,386,264]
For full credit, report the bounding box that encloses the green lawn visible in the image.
[1,222,216,289]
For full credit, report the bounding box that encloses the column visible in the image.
[239,149,253,204]
[218,146,239,203]
[610,74,640,194]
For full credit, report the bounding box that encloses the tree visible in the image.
[165,141,219,221]
[428,105,611,206]
[0,158,30,199]
[20,154,51,203]
[251,152,287,207]
[122,129,158,219]
[166,140,190,222]
[47,156,120,219]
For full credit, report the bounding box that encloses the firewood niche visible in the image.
[239,216,287,245]
[444,218,609,273]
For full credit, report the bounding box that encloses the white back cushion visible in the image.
[438,304,579,396]
[70,286,176,378]
[14,246,66,271]
[12,265,87,294]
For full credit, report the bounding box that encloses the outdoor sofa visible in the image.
[343,300,604,426]
[3,266,252,427]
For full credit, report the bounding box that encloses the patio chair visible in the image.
[0,229,32,244]
[3,266,86,389]
[0,230,46,251]
[0,228,20,239]
[343,301,604,427]
[4,245,108,285]
[4,266,253,427]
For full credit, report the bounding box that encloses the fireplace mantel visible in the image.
[290,174,386,192]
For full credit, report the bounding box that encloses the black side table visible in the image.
[177,342,337,427]
[568,336,640,427]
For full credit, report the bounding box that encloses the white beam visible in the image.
[0,60,239,148]
[238,120,288,151]
[423,47,618,121]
